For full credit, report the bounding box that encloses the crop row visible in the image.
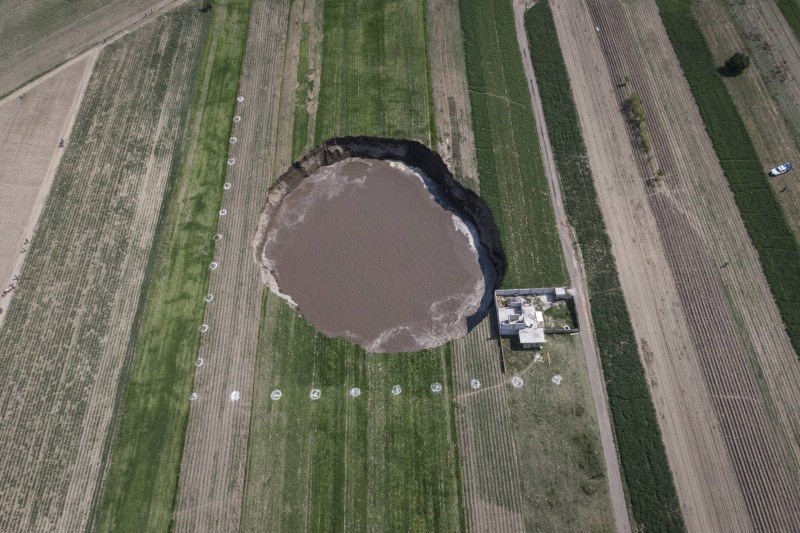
[458,0,567,288]
[95,1,253,530]
[524,2,685,531]
[654,0,800,357]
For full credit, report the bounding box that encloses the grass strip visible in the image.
[655,0,800,357]
[525,3,685,530]
[458,0,567,288]
[775,0,800,39]
[95,1,253,530]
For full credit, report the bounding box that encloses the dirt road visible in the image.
[513,2,630,531]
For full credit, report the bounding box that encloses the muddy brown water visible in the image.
[262,158,493,352]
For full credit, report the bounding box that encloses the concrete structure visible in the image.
[495,287,577,348]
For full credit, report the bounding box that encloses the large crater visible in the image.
[253,137,506,353]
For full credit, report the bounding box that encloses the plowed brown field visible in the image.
[552,0,800,530]
[428,0,479,190]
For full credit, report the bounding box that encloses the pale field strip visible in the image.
[548,2,753,531]
[0,55,95,328]
[452,319,527,532]
[427,5,527,524]
[173,1,298,530]
[427,0,479,190]
[0,0,188,97]
[0,14,205,532]
[512,3,628,528]
[586,0,800,529]
[692,0,800,243]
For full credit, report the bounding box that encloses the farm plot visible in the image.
[565,0,800,529]
[0,0,185,97]
[451,0,615,530]
[525,2,681,530]
[243,295,464,531]
[242,0,466,530]
[458,0,567,288]
[172,0,300,530]
[0,7,208,532]
[775,0,800,41]
[655,0,800,357]
[426,0,479,191]
[689,0,800,242]
[546,1,753,531]
[0,55,95,327]
[95,2,255,531]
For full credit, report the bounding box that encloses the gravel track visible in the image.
[172,1,297,531]
[578,0,800,529]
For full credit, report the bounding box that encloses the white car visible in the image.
[769,161,793,177]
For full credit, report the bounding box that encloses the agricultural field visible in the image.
[427,0,479,190]
[690,0,800,242]
[96,2,252,531]
[525,3,682,530]
[0,0,182,97]
[656,0,800,357]
[0,55,95,327]
[240,1,467,530]
[776,0,800,38]
[450,0,617,531]
[0,5,208,530]
[547,0,800,529]
[173,0,300,529]
[458,0,567,289]
[19,0,800,531]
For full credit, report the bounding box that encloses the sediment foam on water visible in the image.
[254,138,504,353]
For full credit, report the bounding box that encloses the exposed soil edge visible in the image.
[252,136,507,316]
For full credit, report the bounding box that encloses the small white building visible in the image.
[495,287,575,348]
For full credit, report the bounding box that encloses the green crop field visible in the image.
[95,1,253,530]
[242,295,464,531]
[776,0,800,39]
[241,0,465,530]
[655,0,800,358]
[458,0,567,289]
[525,2,685,531]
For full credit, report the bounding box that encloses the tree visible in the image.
[721,52,750,76]
[200,0,213,12]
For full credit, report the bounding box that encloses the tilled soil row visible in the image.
[173,1,295,530]
[584,1,800,529]
[453,319,526,532]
